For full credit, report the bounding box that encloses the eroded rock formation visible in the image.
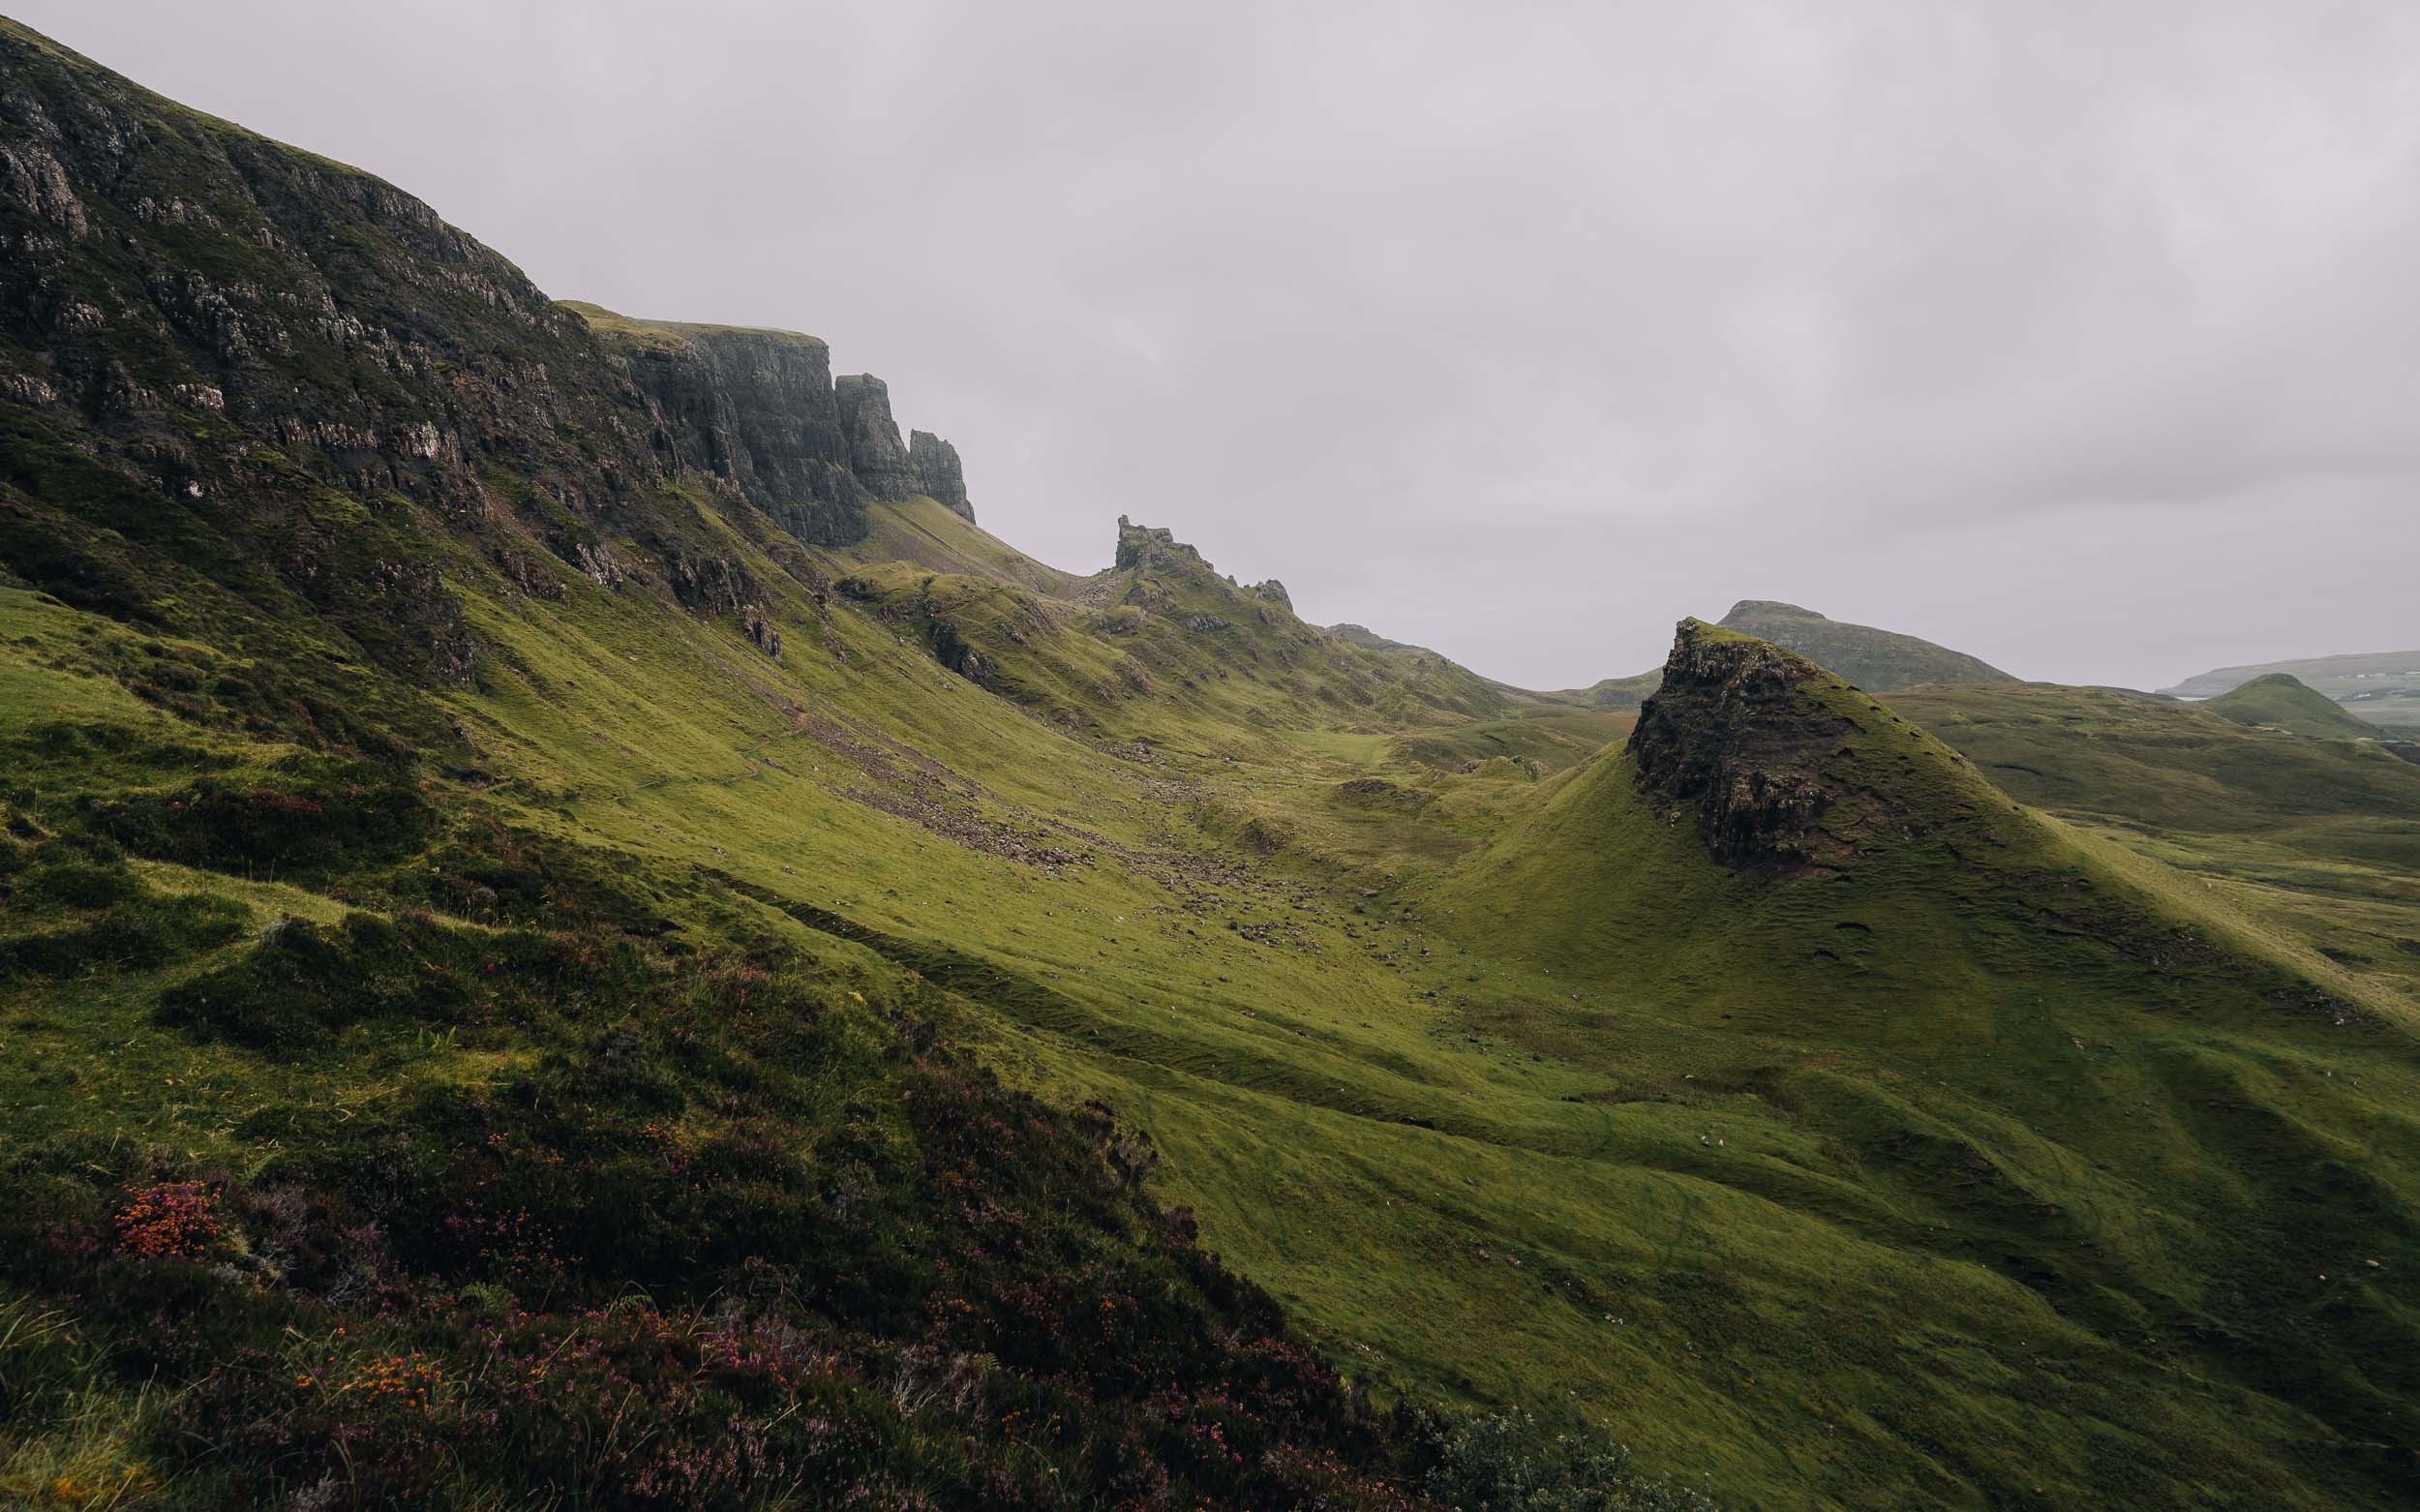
[1114,516,1207,572]
[908,429,973,521]
[1629,620,1848,875]
[617,327,867,546]
[834,375,917,502]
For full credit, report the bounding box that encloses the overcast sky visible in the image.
[19,1,2420,690]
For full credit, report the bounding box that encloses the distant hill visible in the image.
[2164,649,2420,727]
[1533,668,1663,711]
[1714,600,2013,690]
[2207,673,2399,741]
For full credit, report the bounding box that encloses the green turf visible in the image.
[9,13,2420,1502]
[2208,672,2412,741]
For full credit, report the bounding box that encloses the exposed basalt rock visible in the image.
[1629,620,1851,875]
[492,544,565,600]
[567,541,629,590]
[834,375,917,500]
[616,327,868,547]
[930,620,988,682]
[668,553,761,617]
[741,604,783,660]
[908,429,973,521]
[668,552,783,659]
[1252,580,1292,612]
[1114,516,1207,572]
[581,310,976,549]
[0,23,687,682]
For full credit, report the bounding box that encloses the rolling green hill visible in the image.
[1714,599,2013,689]
[2166,649,2420,727]
[1891,679,2420,1009]
[2209,672,2405,741]
[7,15,2420,1510]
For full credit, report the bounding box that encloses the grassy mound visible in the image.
[2209,673,2399,741]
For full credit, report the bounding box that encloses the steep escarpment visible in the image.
[908,427,973,519]
[0,22,681,683]
[572,304,979,542]
[0,18,979,697]
[567,305,865,544]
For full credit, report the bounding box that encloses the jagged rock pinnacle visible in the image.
[834,374,917,500]
[908,429,974,521]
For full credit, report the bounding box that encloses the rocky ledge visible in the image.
[1113,516,1208,572]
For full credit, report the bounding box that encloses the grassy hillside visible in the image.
[1715,599,2012,690]
[1434,624,2420,1504]
[10,15,2420,1510]
[2209,673,2406,741]
[837,496,1080,596]
[2166,649,2420,726]
[1894,680,2420,1007]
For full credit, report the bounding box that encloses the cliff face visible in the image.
[833,374,917,502]
[0,22,674,683]
[614,324,867,546]
[581,313,980,542]
[908,429,972,520]
[1628,620,1849,874]
[0,15,980,692]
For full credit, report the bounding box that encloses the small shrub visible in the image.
[154,912,467,1049]
[115,1183,221,1260]
[1426,1410,1714,1511]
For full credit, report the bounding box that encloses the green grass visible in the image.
[559,298,831,352]
[2209,673,2414,741]
[1893,680,2420,1005]
[14,475,2420,1504]
[10,15,2420,1498]
[1713,599,2013,690]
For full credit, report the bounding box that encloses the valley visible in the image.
[4,15,2420,1509]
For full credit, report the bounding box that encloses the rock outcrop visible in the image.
[0,22,962,683]
[614,324,868,547]
[834,375,918,501]
[908,430,973,521]
[1629,620,1849,875]
[587,312,977,544]
[1113,516,1207,572]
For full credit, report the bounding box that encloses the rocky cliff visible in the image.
[833,374,917,502]
[0,18,975,688]
[583,311,867,546]
[1112,515,1206,572]
[0,21,676,683]
[1629,620,1847,874]
[575,308,979,541]
[908,429,973,520]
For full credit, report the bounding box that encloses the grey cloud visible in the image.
[20,0,2418,689]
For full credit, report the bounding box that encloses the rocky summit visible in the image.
[7,17,2420,1512]
[1629,620,1846,873]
